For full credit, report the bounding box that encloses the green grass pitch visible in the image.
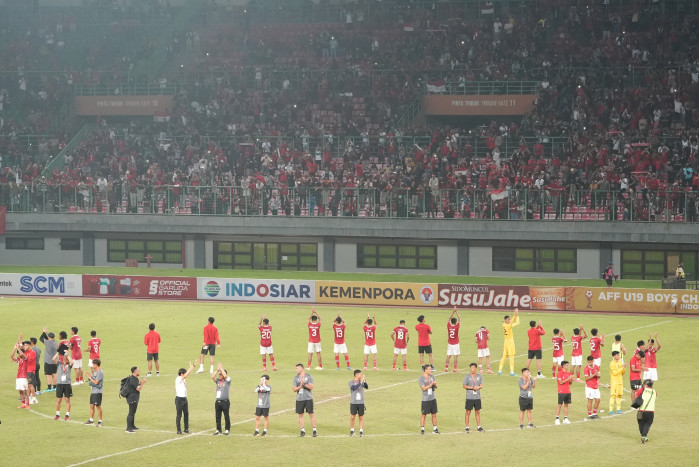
[2,296,699,466]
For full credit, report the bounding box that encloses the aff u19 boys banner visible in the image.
[0,273,83,296]
[197,278,315,302]
[562,287,699,314]
[316,281,438,306]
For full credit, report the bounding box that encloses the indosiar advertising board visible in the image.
[198,278,315,302]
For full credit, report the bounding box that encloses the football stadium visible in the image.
[2,0,699,465]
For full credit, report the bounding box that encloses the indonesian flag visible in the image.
[427,79,446,93]
[491,188,508,201]
[0,206,5,234]
[403,23,414,32]
[481,1,494,14]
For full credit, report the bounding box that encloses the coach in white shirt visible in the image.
[175,362,195,434]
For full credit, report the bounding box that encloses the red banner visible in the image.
[0,206,5,234]
[82,275,196,299]
[438,284,532,309]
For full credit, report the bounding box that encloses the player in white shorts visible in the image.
[447,344,461,356]
[552,355,563,366]
[308,342,322,353]
[571,355,582,366]
[16,377,28,391]
[260,345,274,355]
[394,347,407,354]
[478,348,490,358]
[364,344,377,354]
[334,343,348,354]
[73,358,83,369]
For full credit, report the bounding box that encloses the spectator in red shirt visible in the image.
[415,315,433,371]
[198,317,220,374]
[143,323,161,377]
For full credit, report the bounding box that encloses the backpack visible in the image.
[119,376,131,398]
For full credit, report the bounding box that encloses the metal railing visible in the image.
[429,81,541,95]
[73,83,179,96]
[228,0,699,25]
[2,186,696,223]
[41,123,94,178]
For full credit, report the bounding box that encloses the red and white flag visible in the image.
[491,188,508,201]
[0,206,6,234]
[481,1,494,14]
[427,79,446,93]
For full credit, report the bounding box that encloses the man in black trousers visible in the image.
[126,366,147,433]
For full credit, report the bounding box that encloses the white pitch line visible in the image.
[62,318,672,465]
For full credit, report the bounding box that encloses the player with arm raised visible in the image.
[475,325,492,374]
[551,328,567,379]
[643,333,660,381]
[259,315,276,371]
[498,308,520,376]
[570,325,588,381]
[332,314,352,370]
[363,314,378,370]
[307,308,323,370]
[445,307,461,373]
[391,320,409,371]
[589,328,605,382]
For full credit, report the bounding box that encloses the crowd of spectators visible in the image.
[1,0,698,221]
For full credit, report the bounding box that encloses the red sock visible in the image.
[269,355,275,366]
[373,356,377,367]
[345,355,351,367]
[335,355,340,368]
[403,363,407,369]
[262,356,267,367]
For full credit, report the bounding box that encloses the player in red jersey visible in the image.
[198,317,220,374]
[69,327,84,385]
[391,320,409,370]
[589,328,605,371]
[144,323,161,376]
[363,314,378,370]
[551,328,566,378]
[475,326,492,374]
[555,361,573,425]
[307,308,323,370]
[23,340,38,404]
[445,307,461,373]
[11,336,29,409]
[258,315,276,371]
[332,314,352,370]
[87,330,101,369]
[643,333,660,381]
[415,315,433,371]
[526,320,545,378]
[570,325,588,381]
[583,355,601,419]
